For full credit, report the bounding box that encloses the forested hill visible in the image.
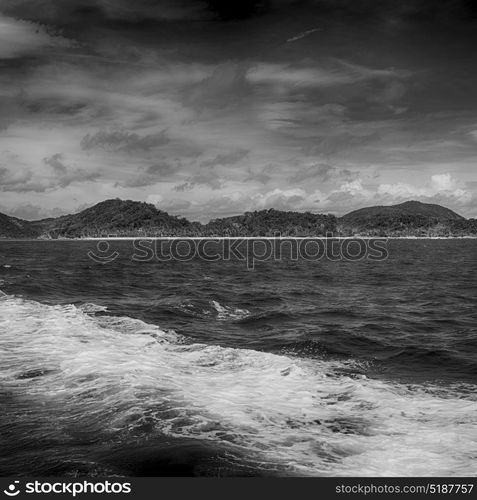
[29,199,201,238]
[341,201,463,224]
[0,198,476,238]
[203,209,337,236]
[0,213,39,239]
[338,200,475,237]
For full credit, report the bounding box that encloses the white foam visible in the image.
[77,303,109,314]
[0,295,476,476]
[211,300,250,320]
[175,299,250,320]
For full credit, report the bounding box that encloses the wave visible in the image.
[172,299,250,321]
[383,346,477,377]
[77,303,109,314]
[0,292,476,476]
[210,300,250,320]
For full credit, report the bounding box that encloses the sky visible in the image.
[0,0,477,222]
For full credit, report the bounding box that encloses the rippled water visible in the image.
[0,240,476,476]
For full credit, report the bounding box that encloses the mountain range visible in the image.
[0,199,476,238]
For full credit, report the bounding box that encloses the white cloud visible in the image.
[256,188,307,208]
[247,63,352,88]
[146,194,164,205]
[468,130,477,141]
[338,179,370,196]
[431,173,456,192]
[377,182,426,198]
[286,28,320,43]
[378,173,465,199]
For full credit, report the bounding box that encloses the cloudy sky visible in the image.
[1,0,477,221]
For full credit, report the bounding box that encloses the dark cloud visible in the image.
[0,154,100,193]
[55,167,101,189]
[0,166,33,190]
[200,149,249,167]
[4,1,476,26]
[174,168,223,191]
[206,0,269,20]
[25,97,89,117]
[80,129,169,152]
[44,154,100,189]
[0,92,32,130]
[0,0,209,25]
[185,63,251,111]
[43,153,67,174]
[145,162,176,175]
[290,164,358,184]
[173,182,192,192]
[0,0,476,217]
[244,165,274,184]
[119,162,178,188]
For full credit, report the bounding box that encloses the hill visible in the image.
[342,201,464,223]
[339,201,468,236]
[0,213,39,239]
[31,199,201,238]
[203,209,337,236]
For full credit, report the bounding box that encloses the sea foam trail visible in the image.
[0,293,476,476]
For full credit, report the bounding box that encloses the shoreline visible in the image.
[1,236,477,241]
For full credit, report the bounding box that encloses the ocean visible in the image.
[0,239,476,477]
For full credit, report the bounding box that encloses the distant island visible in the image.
[0,199,476,239]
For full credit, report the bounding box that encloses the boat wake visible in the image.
[0,292,476,476]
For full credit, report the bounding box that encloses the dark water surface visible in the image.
[0,239,476,476]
